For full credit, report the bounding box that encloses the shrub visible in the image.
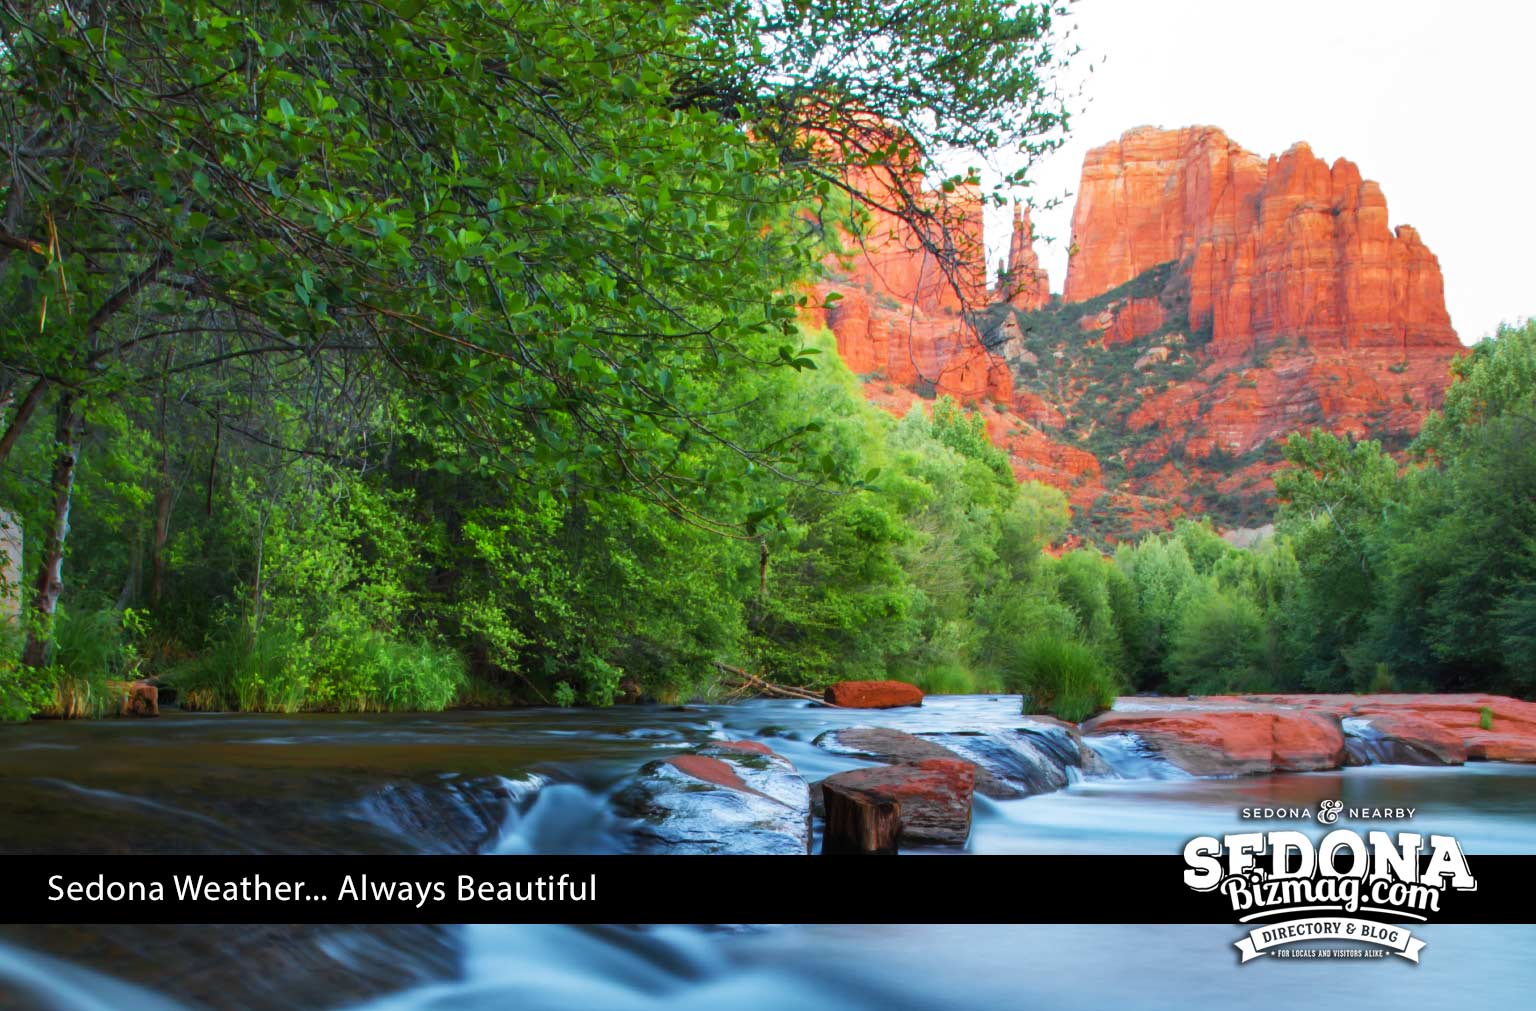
[914,663,989,696]
[454,674,517,709]
[1480,707,1494,731]
[0,623,48,722]
[1368,663,1397,693]
[1008,633,1118,723]
[30,606,143,719]
[174,618,465,713]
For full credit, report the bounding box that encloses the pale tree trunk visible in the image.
[149,377,172,607]
[149,449,172,607]
[21,391,84,668]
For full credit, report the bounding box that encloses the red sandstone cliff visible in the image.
[1063,126,1459,356]
[814,126,1462,537]
[819,164,1013,404]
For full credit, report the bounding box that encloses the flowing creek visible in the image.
[3,696,1535,1009]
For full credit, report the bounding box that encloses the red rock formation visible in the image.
[817,155,1013,404]
[824,679,924,709]
[1063,126,1459,356]
[107,679,159,718]
[997,204,1050,311]
[1082,704,1346,776]
[1237,694,1536,764]
[815,124,1461,537]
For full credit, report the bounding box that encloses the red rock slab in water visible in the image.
[1081,708,1345,776]
[618,742,812,855]
[820,758,976,848]
[1172,693,1536,765]
[711,739,776,756]
[1240,693,1536,742]
[1464,733,1536,763]
[823,680,924,709]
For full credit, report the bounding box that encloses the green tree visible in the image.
[0,0,1076,706]
[1274,431,1400,688]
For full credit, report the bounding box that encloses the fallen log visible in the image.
[713,663,834,705]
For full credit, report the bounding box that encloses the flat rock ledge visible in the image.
[1230,694,1536,764]
[1081,706,1345,777]
[614,740,811,854]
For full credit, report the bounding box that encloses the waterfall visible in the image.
[1341,717,1441,766]
[1082,732,1190,780]
[489,781,631,855]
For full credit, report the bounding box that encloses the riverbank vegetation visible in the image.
[1,4,1531,723]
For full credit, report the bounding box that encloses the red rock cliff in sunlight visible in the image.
[818,159,1012,404]
[812,124,1462,541]
[1062,126,1459,356]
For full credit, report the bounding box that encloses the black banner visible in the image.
[7,854,1534,925]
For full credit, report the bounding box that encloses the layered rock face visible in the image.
[814,126,1461,534]
[1082,704,1346,776]
[819,164,1013,404]
[1063,126,1459,357]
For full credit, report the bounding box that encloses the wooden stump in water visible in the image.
[821,781,901,854]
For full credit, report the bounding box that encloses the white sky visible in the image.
[980,0,1536,345]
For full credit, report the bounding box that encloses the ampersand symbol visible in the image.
[1318,799,1343,825]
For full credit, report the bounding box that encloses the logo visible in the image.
[1183,802,1476,963]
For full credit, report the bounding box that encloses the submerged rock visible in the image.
[931,721,1110,794]
[820,758,975,849]
[615,740,811,855]
[816,726,1014,799]
[823,680,923,709]
[357,774,542,854]
[2,922,459,1011]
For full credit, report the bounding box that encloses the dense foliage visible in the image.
[0,3,1528,723]
[1,0,1097,718]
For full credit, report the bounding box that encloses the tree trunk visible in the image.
[116,539,143,610]
[250,511,268,631]
[149,443,172,607]
[21,392,84,668]
[0,378,46,469]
